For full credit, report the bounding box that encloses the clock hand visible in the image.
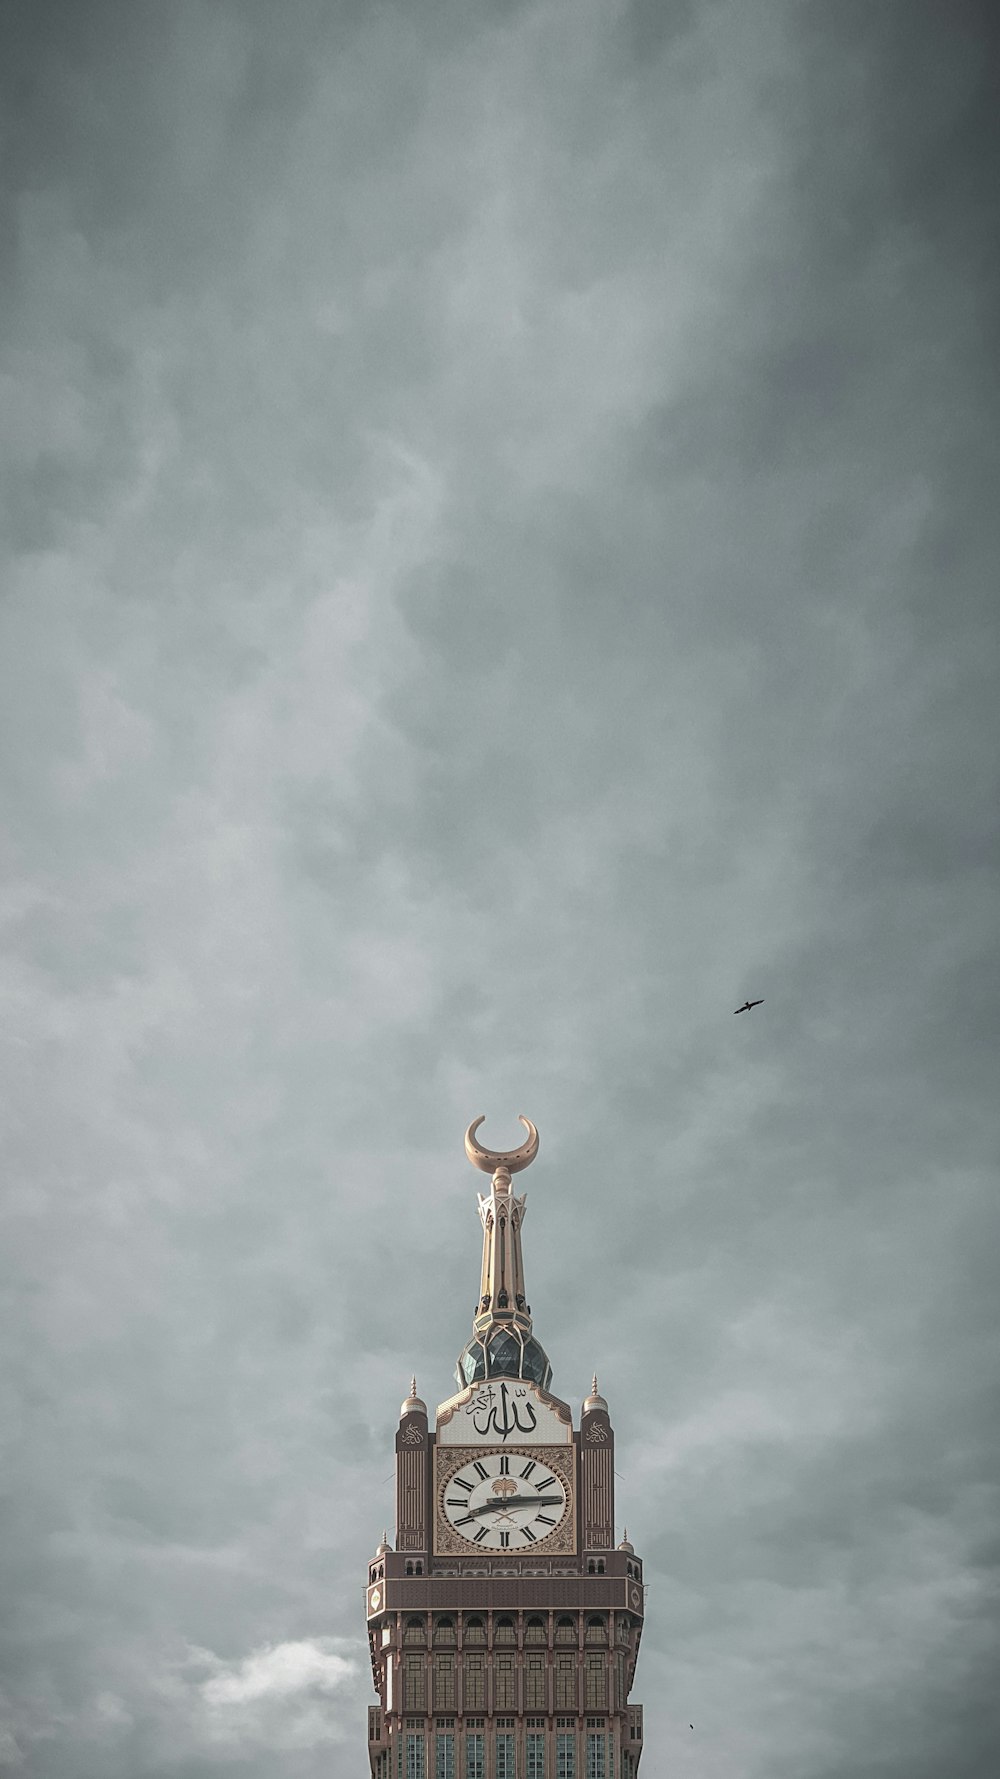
[467,1494,564,1518]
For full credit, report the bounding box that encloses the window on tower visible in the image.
[585,1729,606,1779]
[464,1730,484,1779]
[556,1729,577,1779]
[403,1655,426,1712]
[585,1655,607,1710]
[494,1617,516,1645]
[526,1729,546,1779]
[463,1654,485,1711]
[525,1616,547,1645]
[433,1654,455,1711]
[496,1727,515,1779]
[494,1654,515,1709]
[555,1655,576,1710]
[525,1654,546,1709]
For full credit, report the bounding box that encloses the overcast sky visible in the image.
[2,2,998,1775]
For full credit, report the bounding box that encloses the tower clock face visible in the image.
[441,1450,569,1549]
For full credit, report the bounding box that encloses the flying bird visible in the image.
[734,999,763,1014]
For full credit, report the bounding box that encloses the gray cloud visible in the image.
[1,1,998,1774]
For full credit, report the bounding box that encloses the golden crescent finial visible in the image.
[464,1114,539,1175]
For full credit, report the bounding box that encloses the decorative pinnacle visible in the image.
[409,1376,417,1399]
[592,1373,599,1396]
[465,1115,539,1183]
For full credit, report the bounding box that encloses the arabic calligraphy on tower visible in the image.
[436,1376,573,1446]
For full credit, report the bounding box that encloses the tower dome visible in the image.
[400,1377,427,1418]
[583,1373,608,1413]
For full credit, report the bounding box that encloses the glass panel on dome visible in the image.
[520,1338,553,1388]
[486,1330,523,1375]
[458,1342,487,1386]
[458,1334,552,1388]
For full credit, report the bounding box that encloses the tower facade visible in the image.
[364,1119,645,1779]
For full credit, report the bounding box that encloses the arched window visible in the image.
[494,1617,516,1646]
[404,1617,426,1645]
[433,1617,456,1646]
[524,1617,547,1645]
[555,1616,576,1646]
[464,1616,486,1646]
[585,1616,608,1645]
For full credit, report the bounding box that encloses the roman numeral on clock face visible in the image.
[452,1477,474,1493]
[520,1460,536,1479]
[499,1531,510,1547]
[473,1461,489,1480]
[499,1454,510,1474]
[535,1476,557,1491]
[473,1526,488,1544]
[521,1525,537,1543]
[454,1514,476,1527]
[536,1513,556,1526]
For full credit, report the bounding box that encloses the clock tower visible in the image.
[364,1119,645,1779]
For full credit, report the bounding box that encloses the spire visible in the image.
[456,1117,552,1393]
[400,1376,427,1417]
[584,1373,608,1412]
